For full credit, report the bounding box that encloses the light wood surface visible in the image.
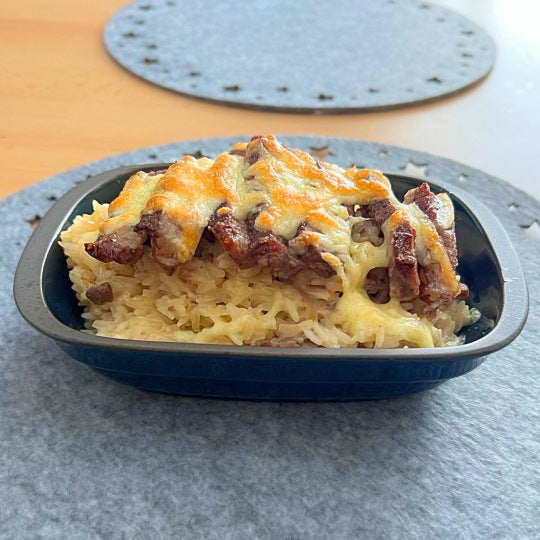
[1,0,539,199]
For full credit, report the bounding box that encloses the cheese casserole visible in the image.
[60,135,478,348]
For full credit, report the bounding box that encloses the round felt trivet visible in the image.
[2,137,538,538]
[103,0,496,112]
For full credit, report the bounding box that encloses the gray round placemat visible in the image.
[2,137,538,538]
[104,0,496,112]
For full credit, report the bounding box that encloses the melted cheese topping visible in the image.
[103,171,164,234]
[96,135,462,347]
[143,153,243,262]
[332,242,436,348]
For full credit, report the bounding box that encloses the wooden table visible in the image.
[1,0,539,199]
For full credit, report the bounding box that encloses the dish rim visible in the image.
[13,163,529,360]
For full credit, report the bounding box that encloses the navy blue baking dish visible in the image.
[13,164,528,400]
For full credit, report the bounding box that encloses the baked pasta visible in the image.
[60,135,478,348]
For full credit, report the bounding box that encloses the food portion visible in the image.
[61,135,479,348]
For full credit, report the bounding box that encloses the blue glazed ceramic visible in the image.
[13,165,528,400]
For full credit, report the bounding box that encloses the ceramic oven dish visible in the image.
[13,164,528,400]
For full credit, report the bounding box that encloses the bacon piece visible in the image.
[358,199,396,225]
[207,209,250,264]
[353,199,393,246]
[297,245,335,278]
[418,263,456,310]
[84,226,147,265]
[207,210,333,279]
[390,221,420,300]
[404,182,458,267]
[438,229,458,268]
[85,211,184,272]
[208,207,298,278]
[403,183,463,310]
[250,232,301,279]
[245,135,268,165]
[135,211,183,271]
[86,282,113,305]
[290,221,335,278]
[458,282,470,300]
[357,200,421,300]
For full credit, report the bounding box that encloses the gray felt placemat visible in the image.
[104,0,496,113]
[1,136,538,539]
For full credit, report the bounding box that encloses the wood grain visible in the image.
[1,0,539,199]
